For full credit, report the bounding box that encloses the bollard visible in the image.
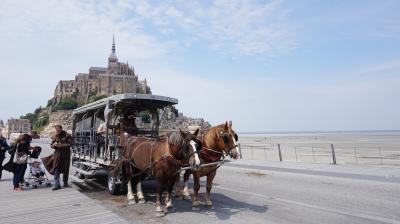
[278,144,283,162]
[331,144,336,165]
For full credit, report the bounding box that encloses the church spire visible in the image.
[108,34,118,63]
[112,34,116,54]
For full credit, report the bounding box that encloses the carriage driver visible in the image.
[118,112,137,149]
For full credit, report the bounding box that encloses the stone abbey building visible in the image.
[51,36,151,107]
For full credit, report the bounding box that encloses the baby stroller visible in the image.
[25,147,52,188]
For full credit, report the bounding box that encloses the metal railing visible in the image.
[238,143,400,166]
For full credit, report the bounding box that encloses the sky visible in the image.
[0,0,399,132]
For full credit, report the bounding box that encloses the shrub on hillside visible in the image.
[55,97,79,110]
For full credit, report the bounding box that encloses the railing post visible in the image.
[354,147,358,165]
[264,147,267,160]
[278,144,283,161]
[238,143,243,159]
[331,144,336,165]
[311,146,315,163]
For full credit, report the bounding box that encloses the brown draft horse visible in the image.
[176,121,239,210]
[113,129,201,216]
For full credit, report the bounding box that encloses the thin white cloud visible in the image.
[128,0,298,56]
[0,0,170,60]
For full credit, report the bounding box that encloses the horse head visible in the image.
[217,121,239,159]
[168,129,202,168]
[180,128,202,169]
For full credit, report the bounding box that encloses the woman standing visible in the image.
[11,134,31,191]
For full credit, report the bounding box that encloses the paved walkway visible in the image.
[226,159,400,183]
[0,162,127,224]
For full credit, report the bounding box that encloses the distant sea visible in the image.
[237,130,400,137]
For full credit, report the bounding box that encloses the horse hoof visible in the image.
[182,195,192,200]
[138,199,146,204]
[128,200,137,205]
[206,205,215,210]
[192,206,200,211]
[167,206,176,213]
[156,211,165,217]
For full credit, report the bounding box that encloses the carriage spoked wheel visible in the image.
[107,173,121,195]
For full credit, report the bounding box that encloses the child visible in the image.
[31,161,45,178]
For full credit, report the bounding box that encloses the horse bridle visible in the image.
[220,131,238,158]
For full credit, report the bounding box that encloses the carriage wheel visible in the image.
[78,173,85,179]
[107,173,120,195]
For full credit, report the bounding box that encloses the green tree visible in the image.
[55,97,79,110]
[33,115,49,133]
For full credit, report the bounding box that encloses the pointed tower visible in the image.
[108,34,118,64]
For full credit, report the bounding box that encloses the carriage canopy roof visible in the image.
[72,93,178,115]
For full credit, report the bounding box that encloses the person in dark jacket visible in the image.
[11,134,32,191]
[42,125,71,191]
[0,134,10,180]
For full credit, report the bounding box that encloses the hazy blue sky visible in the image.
[0,0,399,132]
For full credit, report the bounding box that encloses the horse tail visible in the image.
[110,159,133,184]
[111,159,124,178]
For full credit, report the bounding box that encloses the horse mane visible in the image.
[168,131,183,146]
[203,123,225,136]
[168,131,188,160]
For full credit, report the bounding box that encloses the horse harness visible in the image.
[122,136,180,178]
[195,134,226,174]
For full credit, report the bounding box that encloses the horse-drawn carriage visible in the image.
[71,93,178,194]
[72,93,240,214]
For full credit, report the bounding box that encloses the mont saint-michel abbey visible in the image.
[51,36,151,107]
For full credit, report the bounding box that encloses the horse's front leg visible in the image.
[174,172,182,198]
[165,180,176,212]
[135,176,145,204]
[155,180,165,217]
[182,170,192,200]
[127,179,136,205]
[192,171,201,210]
[205,170,217,209]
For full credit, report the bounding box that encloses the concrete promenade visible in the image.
[0,142,127,224]
[0,141,399,223]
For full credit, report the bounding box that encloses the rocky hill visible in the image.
[40,110,73,137]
